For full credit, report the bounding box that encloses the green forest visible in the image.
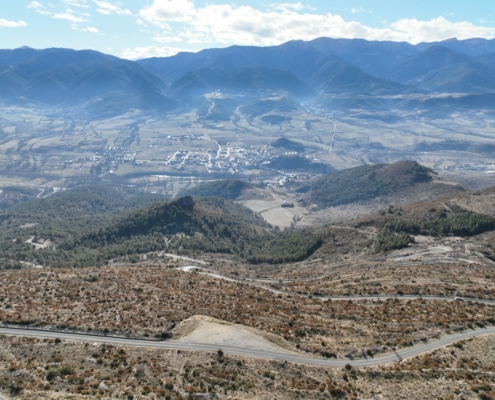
[180,180,255,200]
[0,188,324,269]
[374,210,495,252]
[306,161,433,208]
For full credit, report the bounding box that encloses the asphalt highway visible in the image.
[1,325,494,367]
[2,265,494,367]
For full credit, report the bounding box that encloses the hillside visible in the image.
[350,188,495,253]
[301,161,464,208]
[310,59,412,95]
[67,196,267,248]
[240,96,300,117]
[271,137,306,153]
[388,46,470,83]
[0,48,177,117]
[168,66,314,98]
[180,180,256,200]
[266,155,334,174]
[0,186,167,269]
[4,39,495,118]
[0,186,165,238]
[60,196,323,265]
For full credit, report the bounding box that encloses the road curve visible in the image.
[178,266,495,306]
[1,326,494,367]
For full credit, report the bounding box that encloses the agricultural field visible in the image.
[1,105,495,199]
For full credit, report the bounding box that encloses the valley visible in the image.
[2,36,495,399]
[2,105,495,197]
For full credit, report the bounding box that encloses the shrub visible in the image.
[46,369,59,381]
[59,365,73,376]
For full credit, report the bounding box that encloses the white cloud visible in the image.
[139,0,195,23]
[391,17,495,43]
[92,0,132,16]
[0,19,28,28]
[27,0,51,14]
[139,3,405,46]
[153,34,183,43]
[77,26,99,33]
[121,45,194,60]
[351,7,371,14]
[27,1,43,9]
[270,3,305,12]
[62,0,89,8]
[53,12,86,23]
[136,2,495,47]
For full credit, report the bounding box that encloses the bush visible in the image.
[46,368,59,381]
[263,371,276,380]
[160,331,172,340]
[59,365,73,376]
[374,232,414,253]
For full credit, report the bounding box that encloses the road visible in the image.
[0,326,494,367]
[327,118,337,154]
[1,266,493,367]
[177,266,495,306]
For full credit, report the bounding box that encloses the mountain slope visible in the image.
[388,46,470,83]
[307,37,419,78]
[223,66,314,97]
[168,66,314,98]
[301,161,465,208]
[387,46,495,93]
[240,96,301,117]
[0,48,177,116]
[475,52,495,68]
[266,155,334,174]
[310,58,412,95]
[414,61,495,93]
[180,180,256,200]
[60,196,323,265]
[416,37,495,57]
[68,196,269,248]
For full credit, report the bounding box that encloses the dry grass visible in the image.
[1,333,494,399]
[1,266,495,359]
[279,263,495,300]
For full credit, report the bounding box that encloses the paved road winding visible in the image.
[2,265,494,368]
[177,265,495,306]
[1,326,494,367]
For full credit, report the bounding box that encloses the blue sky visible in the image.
[1,0,495,59]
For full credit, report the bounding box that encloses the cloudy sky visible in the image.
[2,0,495,59]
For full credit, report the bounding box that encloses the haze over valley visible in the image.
[1,37,495,202]
[3,2,495,397]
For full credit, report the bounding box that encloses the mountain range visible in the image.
[2,37,495,117]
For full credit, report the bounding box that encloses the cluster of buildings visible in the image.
[164,143,276,174]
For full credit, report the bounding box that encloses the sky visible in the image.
[1,0,495,59]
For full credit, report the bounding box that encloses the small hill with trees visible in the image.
[180,180,256,200]
[271,137,305,153]
[266,156,333,174]
[301,160,465,208]
[60,196,323,266]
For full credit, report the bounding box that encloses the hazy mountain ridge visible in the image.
[0,48,177,117]
[3,37,495,117]
[168,66,313,98]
